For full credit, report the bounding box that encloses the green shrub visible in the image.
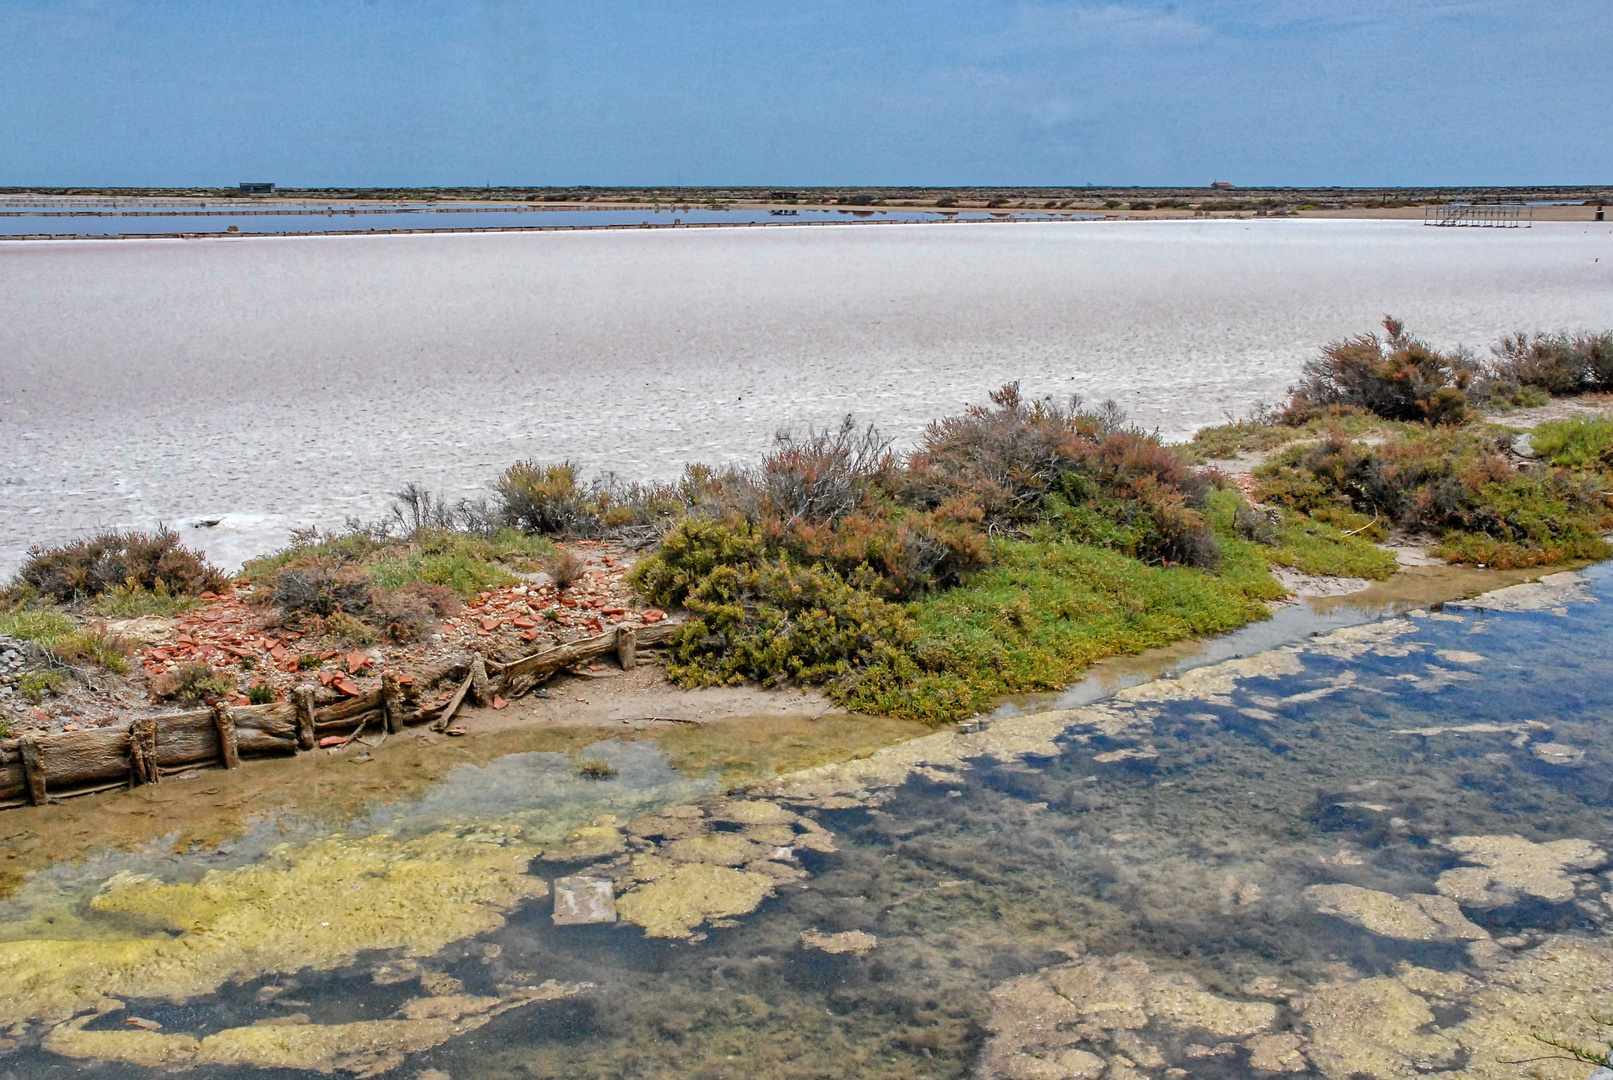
[495,460,599,536]
[13,528,228,603]
[247,684,275,705]
[662,559,918,689]
[1531,414,1613,469]
[153,662,234,704]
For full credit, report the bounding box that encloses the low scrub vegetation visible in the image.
[1490,331,1613,396]
[11,528,228,604]
[243,488,553,644]
[1255,425,1613,568]
[620,388,1330,723]
[1284,318,1613,426]
[152,661,236,704]
[1284,318,1473,426]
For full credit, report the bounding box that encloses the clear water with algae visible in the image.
[3,566,1613,1079]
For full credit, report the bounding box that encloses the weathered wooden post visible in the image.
[381,671,404,734]
[293,687,317,751]
[18,736,47,806]
[616,626,637,671]
[129,717,161,787]
[469,655,490,708]
[211,702,241,770]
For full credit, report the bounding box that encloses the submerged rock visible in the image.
[977,954,1277,1079]
[1454,571,1594,615]
[800,929,878,955]
[1302,977,1459,1080]
[1306,884,1488,941]
[41,984,589,1076]
[540,817,626,862]
[614,863,776,939]
[1245,1032,1308,1073]
[1436,834,1605,908]
[1530,742,1587,768]
[0,827,547,1027]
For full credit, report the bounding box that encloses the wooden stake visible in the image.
[19,736,47,806]
[293,687,317,751]
[129,716,161,787]
[431,673,474,733]
[616,626,637,671]
[381,671,403,734]
[212,703,240,770]
[469,655,490,708]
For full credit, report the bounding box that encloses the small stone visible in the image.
[552,876,617,925]
[1246,1032,1308,1072]
[800,930,878,955]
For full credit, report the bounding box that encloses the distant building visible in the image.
[239,182,275,194]
[1211,181,1234,189]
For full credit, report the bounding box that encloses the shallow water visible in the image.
[1,565,1610,1078]
[0,205,1058,237]
[3,218,1610,572]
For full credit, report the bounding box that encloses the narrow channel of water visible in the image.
[0,206,1063,237]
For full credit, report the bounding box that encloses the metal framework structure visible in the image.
[1423,202,1532,228]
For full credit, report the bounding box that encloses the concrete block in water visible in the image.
[553,876,617,925]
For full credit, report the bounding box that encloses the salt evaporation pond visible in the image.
[1,218,1610,572]
[1,565,1611,1079]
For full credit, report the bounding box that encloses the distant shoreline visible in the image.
[0,203,1601,243]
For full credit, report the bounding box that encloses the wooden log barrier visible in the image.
[381,671,403,734]
[0,743,25,806]
[491,622,675,691]
[19,736,47,806]
[294,687,317,750]
[0,620,679,814]
[211,703,240,770]
[431,673,474,733]
[129,716,160,787]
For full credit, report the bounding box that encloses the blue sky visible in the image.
[1,0,1608,187]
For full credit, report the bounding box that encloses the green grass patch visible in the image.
[366,551,517,598]
[833,539,1279,722]
[18,670,65,702]
[1530,414,1613,470]
[92,583,202,618]
[0,609,77,648]
[1267,513,1398,579]
[243,528,551,601]
[1186,412,1399,463]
